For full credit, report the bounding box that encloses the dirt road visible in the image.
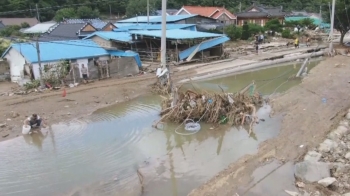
[188,55,350,196]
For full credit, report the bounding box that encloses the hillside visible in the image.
[0,0,325,22]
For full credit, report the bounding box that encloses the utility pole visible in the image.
[35,36,44,87]
[329,2,332,25]
[161,0,167,69]
[109,5,112,19]
[239,2,241,12]
[35,4,40,22]
[147,0,150,24]
[329,0,335,53]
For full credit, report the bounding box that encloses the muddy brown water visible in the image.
[0,60,321,196]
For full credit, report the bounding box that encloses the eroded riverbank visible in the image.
[188,56,350,196]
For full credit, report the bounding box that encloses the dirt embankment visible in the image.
[188,55,350,196]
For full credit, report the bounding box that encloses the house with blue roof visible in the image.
[38,18,117,41]
[115,15,217,25]
[84,28,229,64]
[1,40,111,82]
[1,40,141,82]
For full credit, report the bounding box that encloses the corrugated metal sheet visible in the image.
[22,22,57,34]
[179,36,229,60]
[130,29,223,40]
[149,15,197,22]
[116,15,197,23]
[108,50,142,67]
[1,40,109,63]
[285,17,322,25]
[114,24,196,31]
[114,23,142,27]
[83,32,132,43]
[116,16,160,23]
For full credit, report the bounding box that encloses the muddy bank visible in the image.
[0,77,152,142]
[188,55,350,196]
[0,65,198,142]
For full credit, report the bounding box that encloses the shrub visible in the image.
[241,22,250,40]
[282,29,292,38]
[224,25,242,40]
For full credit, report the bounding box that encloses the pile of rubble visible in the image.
[293,109,350,195]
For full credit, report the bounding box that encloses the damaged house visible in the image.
[1,40,140,84]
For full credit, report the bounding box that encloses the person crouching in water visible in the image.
[24,114,44,128]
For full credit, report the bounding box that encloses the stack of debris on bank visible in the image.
[157,83,264,129]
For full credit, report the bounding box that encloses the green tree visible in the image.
[54,8,77,21]
[248,23,264,35]
[126,0,157,16]
[224,25,242,40]
[241,22,250,40]
[265,18,283,33]
[281,29,292,38]
[77,6,99,19]
[334,1,350,45]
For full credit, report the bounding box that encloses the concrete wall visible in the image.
[92,36,113,49]
[109,57,139,78]
[3,48,26,82]
[0,60,10,81]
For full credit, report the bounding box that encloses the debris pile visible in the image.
[151,78,171,95]
[158,90,263,128]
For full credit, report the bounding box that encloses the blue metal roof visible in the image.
[1,40,109,63]
[108,50,142,67]
[113,24,196,31]
[116,15,197,23]
[114,23,139,28]
[179,36,230,60]
[130,29,223,40]
[83,31,132,43]
[149,15,197,22]
[116,16,160,23]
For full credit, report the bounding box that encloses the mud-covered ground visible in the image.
[188,55,350,196]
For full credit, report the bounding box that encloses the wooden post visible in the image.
[296,58,308,77]
[150,41,154,62]
[201,50,204,62]
[71,62,76,84]
[175,41,178,62]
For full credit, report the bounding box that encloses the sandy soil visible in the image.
[188,55,350,196]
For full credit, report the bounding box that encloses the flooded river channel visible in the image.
[0,60,320,196]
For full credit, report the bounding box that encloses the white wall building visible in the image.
[1,40,111,83]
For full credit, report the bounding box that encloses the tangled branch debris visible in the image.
[158,89,263,128]
[150,79,171,95]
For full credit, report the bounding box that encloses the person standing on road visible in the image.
[306,36,310,47]
[294,38,299,48]
[259,34,264,44]
[81,64,89,83]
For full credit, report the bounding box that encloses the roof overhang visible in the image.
[215,12,237,20]
[176,7,191,15]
